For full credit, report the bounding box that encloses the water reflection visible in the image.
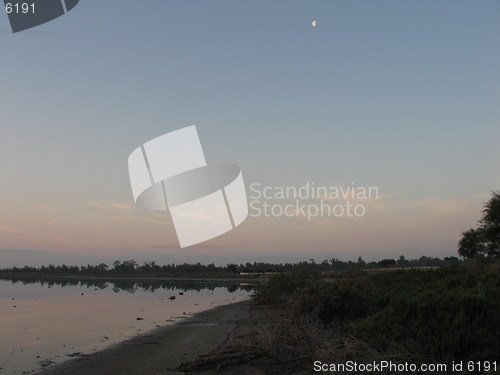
[0,276,255,294]
[0,277,254,375]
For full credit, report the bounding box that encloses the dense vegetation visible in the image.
[254,266,500,369]
[459,191,500,260]
[0,256,463,277]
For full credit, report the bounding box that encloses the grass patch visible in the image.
[254,267,499,371]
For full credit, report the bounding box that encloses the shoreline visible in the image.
[36,300,254,375]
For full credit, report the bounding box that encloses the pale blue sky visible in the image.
[0,1,499,266]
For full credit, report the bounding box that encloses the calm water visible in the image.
[0,277,253,374]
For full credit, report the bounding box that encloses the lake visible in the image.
[0,277,253,374]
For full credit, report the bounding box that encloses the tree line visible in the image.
[0,256,463,277]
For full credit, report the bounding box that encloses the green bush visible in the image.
[256,267,500,362]
[346,268,500,361]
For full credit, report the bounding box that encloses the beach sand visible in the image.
[37,300,273,375]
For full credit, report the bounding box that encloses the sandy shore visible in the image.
[37,300,254,375]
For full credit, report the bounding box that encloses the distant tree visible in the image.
[226,264,239,275]
[97,263,108,272]
[320,260,330,271]
[444,256,460,265]
[113,260,121,271]
[458,191,500,260]
[397,255,408,268]
[378,259,396,267]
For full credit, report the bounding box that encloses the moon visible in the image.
[312,20,317,27]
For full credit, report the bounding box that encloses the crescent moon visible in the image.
[312,20,317,27]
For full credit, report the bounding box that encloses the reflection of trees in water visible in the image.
[2,276,255,294]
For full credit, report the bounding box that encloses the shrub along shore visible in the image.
[251,265,499,373]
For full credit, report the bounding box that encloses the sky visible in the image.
[0,0,499,267]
